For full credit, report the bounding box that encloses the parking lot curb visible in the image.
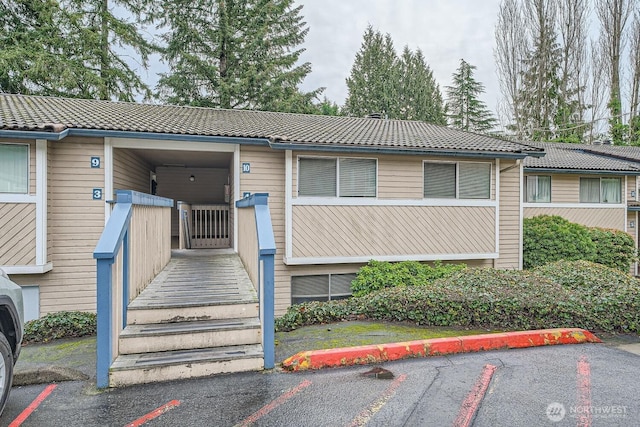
[281,328,601,371]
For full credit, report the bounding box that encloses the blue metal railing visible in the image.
[93,190,173,388]
[236,193,276,369]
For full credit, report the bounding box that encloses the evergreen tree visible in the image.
[0,0,156,101]
[445,59,497,132]
[397,47,446,124]
[344,26,398,118]
[156,0,321,111]
[345,26,445,124]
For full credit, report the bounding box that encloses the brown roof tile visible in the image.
[0,94,542,156]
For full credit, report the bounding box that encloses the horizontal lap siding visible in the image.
[0,204,36,265]
[524,207,626,230]
[495,160,521,269]
[292,152,495,200]
[12,137,106,314]
[239,147,287,314]
[113,149,153,196]
[292,205,496,257]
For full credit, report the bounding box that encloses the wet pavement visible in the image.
[4,343,640,426]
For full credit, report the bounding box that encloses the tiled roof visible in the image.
[523,142,640,173]
[0,94,542,156]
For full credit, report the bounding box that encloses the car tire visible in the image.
[0,332,14,415]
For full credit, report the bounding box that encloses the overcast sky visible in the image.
[294,0,504,111]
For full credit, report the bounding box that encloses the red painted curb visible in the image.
[280,328,601,372]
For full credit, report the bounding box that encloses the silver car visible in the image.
[0,269,24,415]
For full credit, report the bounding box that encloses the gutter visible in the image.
[523,167,640,176]
[268,139,541,160]
[0,128,270,146]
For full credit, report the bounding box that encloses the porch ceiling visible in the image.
[129,149,232,169]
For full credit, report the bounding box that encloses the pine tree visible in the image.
[344,26,398,118]
[0,1,80,95]
[345,26,445,124]
[156,0,321,111]
[0,0,156,101]
[397,47,446,124]
[445,59,496,132]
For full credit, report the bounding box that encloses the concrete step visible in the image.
[126,301,259,325]
[110,344,264,387]
[119,318,262,354]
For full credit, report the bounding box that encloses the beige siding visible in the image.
[292,152,496,200]
[627,176,636,202]
[526,173,632,203]
[495,160,521,269]
[239,146,287,313]
[292,205,496,258]
[524,207,626,230]
[128,205,172,301]
[113,149,153,196]
[156,166,229,237]
[0,203,36,265]
[237,206,259,289]
[11,137,106,314]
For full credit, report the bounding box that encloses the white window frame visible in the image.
[297,155,378,198]
[423,160,492,200]
[0,142,30,195]
[579,176,622,204]
[525,175,552,203]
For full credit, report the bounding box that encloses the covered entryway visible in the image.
[108,138,238,250]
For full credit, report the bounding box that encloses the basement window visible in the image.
[291,273,355,304]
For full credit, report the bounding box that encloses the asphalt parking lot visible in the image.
[3,343,639,426]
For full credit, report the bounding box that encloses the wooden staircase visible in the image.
[109,250,263,387]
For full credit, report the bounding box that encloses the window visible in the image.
[298,157,376,197]
[525,175,551,202]
[291,274,355,304]
[0,144,29,193]
[423,161,491,199]
[580,177,621,203]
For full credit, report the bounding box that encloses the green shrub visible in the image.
[276,262,640,334]
[23,311,97,344]
[588,227,636,272]
[350,260,466,297]
[523,215,596,269]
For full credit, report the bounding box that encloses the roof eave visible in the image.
[524,167,640,176]
[268,141,537,159]
[0,128,271,145]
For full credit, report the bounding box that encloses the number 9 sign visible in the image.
[91,156,101,168]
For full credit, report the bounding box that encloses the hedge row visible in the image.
[523,215,636,271]
[275,260,640,333]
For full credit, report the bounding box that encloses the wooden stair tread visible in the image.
[111,344,264,370]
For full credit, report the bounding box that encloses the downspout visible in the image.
[500,159,521,173]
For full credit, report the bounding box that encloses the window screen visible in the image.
[459,163,491,199]
[0,144,29,193]
[339,158,376,197]
[424,163,456,198]
[298,158,337,197]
